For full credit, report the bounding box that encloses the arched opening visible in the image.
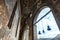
[33,6,60,40]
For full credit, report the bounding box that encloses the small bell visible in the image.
[47,25,51,31]
[38,31,41,34]
[43,30,45,33]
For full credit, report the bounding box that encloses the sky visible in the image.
[36,7,60,39]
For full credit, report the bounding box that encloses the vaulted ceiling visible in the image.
[20,0,60,23]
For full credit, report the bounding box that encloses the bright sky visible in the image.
[36,7,60,39]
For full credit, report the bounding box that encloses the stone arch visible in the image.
[33,6,60,40]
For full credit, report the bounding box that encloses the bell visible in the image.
[42,30,45,33]
[47,25,51,31]
[38,31,41,34]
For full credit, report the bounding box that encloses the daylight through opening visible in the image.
[35,7,60,39]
